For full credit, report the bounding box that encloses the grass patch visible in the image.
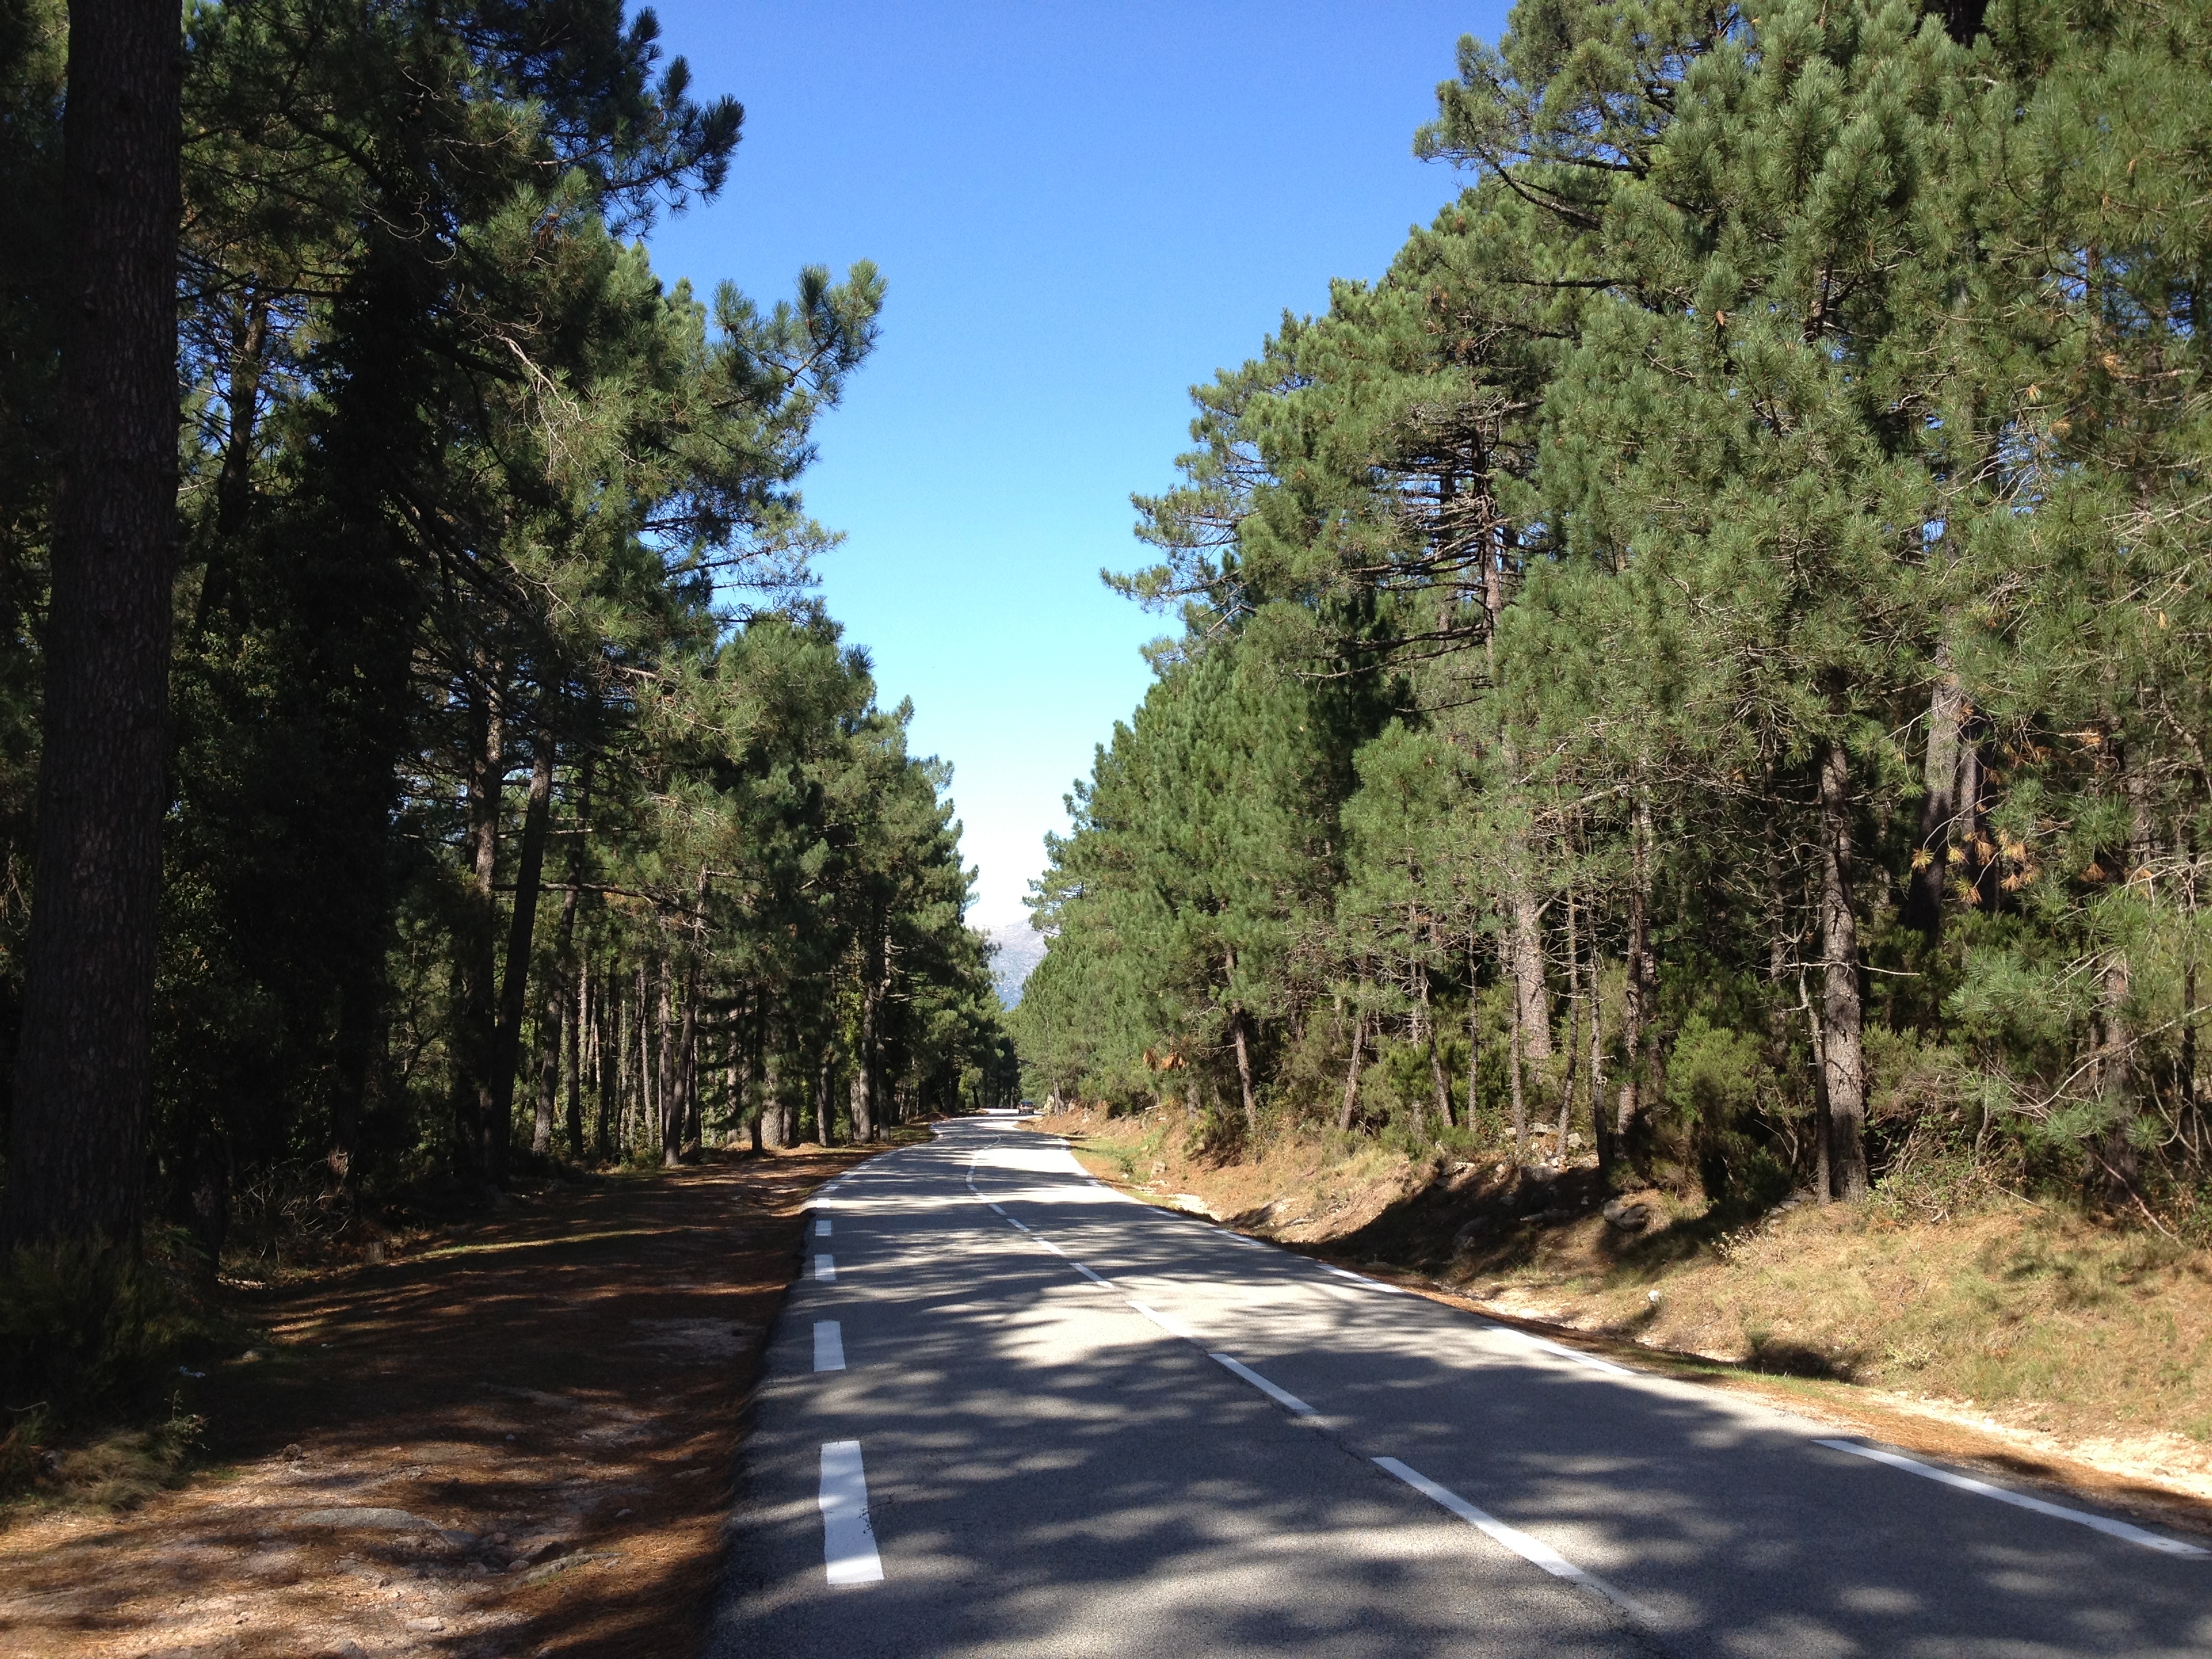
[1036,1103,2212,1455]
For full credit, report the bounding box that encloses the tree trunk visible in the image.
[3,0,184,1249]
[1616,781,1653,1148]
[1422,969,1452,1132]
[1467,935,1486,1131]
[1231,1008,1259,1142]
[2097,740,2153,1205]
[1818,741,1869,1201]
[1509,975,1529,1166]
[679,960,701,1151]
[658,958,680,1166]
[530,998,560,1158]
[529,856,578,1161]
[487,741,554,1183]
[768,1043,790,1149]
[594,958,616,1162]
[1557,882,1582,1160]
[855,913,887,1143]
[1908,649,1963,933]
[450,676,506,1178]
[566,957,587,1158]
[1510,885,1551,1069]
[192,295,268,636]
[814,1045,835,1146]
[1338,1005,1366,1133]
[1586,927,1609,1175]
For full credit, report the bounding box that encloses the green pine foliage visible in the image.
[1017,0,2212,1223]
[0,1,1012,1279]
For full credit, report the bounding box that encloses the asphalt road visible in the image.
[708,1115,2211,1658]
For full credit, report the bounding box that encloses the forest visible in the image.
[0,0,1015,1311]
[1013,0,2212,1231]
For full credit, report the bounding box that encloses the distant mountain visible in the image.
[985,922,1047,1007]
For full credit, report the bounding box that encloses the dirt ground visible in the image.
[0,1144,875,1659]
[1038,1103,2212,1544]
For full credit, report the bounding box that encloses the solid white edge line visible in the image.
[1814,1439,2209,1557]
[1374,1457,1660,1625]
[818,1439,884,1584]
[813,1320,846,1372]
[814,1254,836,1283]
[1322,1262,1407,1294]
[1126,1298,1197,1340]
[1523,1334,1637,1377]
[1210,1352,1316,1416]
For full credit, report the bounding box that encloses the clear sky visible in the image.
[639,1,1507,926]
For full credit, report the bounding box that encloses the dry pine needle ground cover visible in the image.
[0,1143,876,1659]
[1040,1103,2212,1539]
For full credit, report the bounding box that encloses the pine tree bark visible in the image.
[1908,650,1963,933]
[566,956,587,1158]
[1422,968,1453,1132]
[487,741,554,1183]
[762,1038,787,1149]
[1818,741,1870,1201]
[657,957,680,1166]
[1510,886,1551,1067]
[449,676,506,1176]
[1616,781,1654,1152]
[1231,1008,1259,1142]
[1557,882,1583,1160]
[2096,738,2154,1205]
[1509,977,1530,1165]
[1338,1004,1366,1132]
[534,760,588,1159]
[678,956,701,1154]
[813,1044,835,1146]
[853,910,888,1143]
[3,0,185,1249]
[594,959,616,1161]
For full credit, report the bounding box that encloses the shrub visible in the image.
[0,1240,200,1432]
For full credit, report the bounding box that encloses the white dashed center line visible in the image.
[813,1254,836,1283]
[818,1440,884,1584]
[1210,1353,1316,1417]
[1374,1456,1660,1627]
[813,1321,845,1372]
[815,1216,832,1237]
[1126,1298,1197,1340]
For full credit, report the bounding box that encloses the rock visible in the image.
[1601,1197,1656,1233]
[283,1443,305,1460]
[297,1507,432,1530]
[1449,1218,1493,1254]
[406,1616,446,1632]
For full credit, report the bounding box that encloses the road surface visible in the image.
[709,1116,2209,1657]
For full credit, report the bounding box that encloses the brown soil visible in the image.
[0,1145,876,1659]
[1039,1103,2212,1544]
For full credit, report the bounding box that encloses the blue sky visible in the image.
[640,1,1507,925]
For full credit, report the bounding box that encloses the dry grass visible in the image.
[1039,1103,2212,1511]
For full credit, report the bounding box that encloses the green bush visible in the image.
[0,1241,199,1431]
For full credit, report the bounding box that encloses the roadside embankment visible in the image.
[1037,1103,2212,1533]
[0,1142,885,1659]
